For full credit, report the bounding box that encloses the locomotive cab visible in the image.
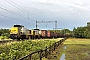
[32,29,42,38]
[10,25,35,40]
[10,25,23,39]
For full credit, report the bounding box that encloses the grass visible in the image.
[65,44,90,60]
[64,38,90,60]
[43,38,90,60]
[63,38,90,44]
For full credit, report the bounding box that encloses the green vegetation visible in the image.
[73,25,90,38]
[0,36,10,40]
[42,38,90,60]
[63,38,90,60]
[50,29,72,34]
[64,38,90,44]
[0,39,59,60]
[0,29,10,39]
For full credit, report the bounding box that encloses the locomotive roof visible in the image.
[13,25,24,27]
[32,29,40,30]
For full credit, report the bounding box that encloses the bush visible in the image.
[0,39,56,60]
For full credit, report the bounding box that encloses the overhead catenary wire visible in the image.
[0,14,34,25]
[9,0,38,20]
[9,0,28,14]
[0,6,26,18]
[0,5,36,22]
[5,0,37,21]
[0,3,36,22]
[0,14,17,20]
[4,0,28,14]
[0,0,39,26]
[36,21,57,29]
[0,5,34,21]
[37,23,51,28]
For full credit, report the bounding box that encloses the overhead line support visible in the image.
[36,21,57,30]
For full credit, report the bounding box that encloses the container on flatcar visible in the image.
[41,30,47,38]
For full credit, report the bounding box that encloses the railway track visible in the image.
[0,38,64,44]
[0,39,39,44]
[0,39,18,44]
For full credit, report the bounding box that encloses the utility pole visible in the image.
[36,21,38,29]
[55,21,57,30]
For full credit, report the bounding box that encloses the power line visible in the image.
[5,0,36,21]
[1,0,37,25]
[0,5,35,22]
[0,6,25,18]
[9,0,38,18]
[4,0,28,14]
[0,14,34,24]
[0,14,17,20]
[9,0,28,13]
[0,6,31,21]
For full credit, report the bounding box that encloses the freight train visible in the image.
[10,25,68,40]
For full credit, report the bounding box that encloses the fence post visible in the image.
[39,50,42,60]
[60,39,62,44]
[57,41,59,46]
[56,42,58,48]
[52,45,54,52]
[18,38,67,60]
[54,43,56,51]
[28,55,32,60]
[45,47,48,58]
[49,45,51,54]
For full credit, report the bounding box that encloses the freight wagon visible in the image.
[47,31,54,38]
[41,30,47,38]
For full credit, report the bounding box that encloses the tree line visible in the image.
[0,28,73,38]
[73,26,90,38]
[0,24,90,39]
[0,29,10,38]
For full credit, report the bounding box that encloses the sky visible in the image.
[0,0,90,30]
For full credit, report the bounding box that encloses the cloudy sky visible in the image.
[0,0,90,30]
